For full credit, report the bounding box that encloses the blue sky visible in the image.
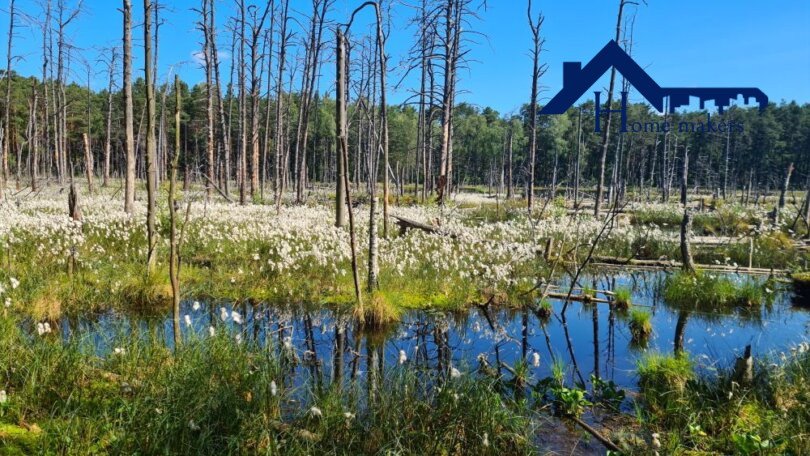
[1,0,808,115]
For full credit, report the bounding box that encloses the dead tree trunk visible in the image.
[273,0,290,211]
[527,0,544,213]
[144,0,158,271]
[595,0,626,218]
[774,162,794,225]
[2,0,15,188]
[335,28,361,304]
[248,1,271,200]
[123,0,136,213]
[83,133,95,193]
[335,28,347,227]
[169,74,182,348]
[680,210,695,273]
[103,49,117,187]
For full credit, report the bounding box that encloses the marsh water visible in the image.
[52,270,810,391]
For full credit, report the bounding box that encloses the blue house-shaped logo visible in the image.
[540,40,768,115]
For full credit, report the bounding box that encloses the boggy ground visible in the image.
[1,183,809,454]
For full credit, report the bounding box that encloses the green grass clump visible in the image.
[636,353,693,415]
[662,271,764,309]
[613,287,632,310]
[628,309,652,342]
[628,347,810,454]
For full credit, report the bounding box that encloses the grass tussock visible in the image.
[613,286,632,310]
[636,353,693,415]
[119,273,173,312]
[628,309,652,341]
[663,270,765,310]
[354,291,402,330]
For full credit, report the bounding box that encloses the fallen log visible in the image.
[391,215,456,238]
[545,291,610,304]
[590,255,787,275]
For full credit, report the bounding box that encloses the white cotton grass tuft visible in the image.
[219,307,228,322]
[532,352,541,368]
[309,406,322,418]
[450,367,462,378]
[9,277,19,289]
[208,326,216,337]
[36,322,52,336]
[0,390,7,404]
[231,311,243,325]
[398,349,407,365]
[270,380,278,397]
[184,314,192,327]
[113,347,126,355]
[651,432,661,449]
[482,432,489,447]
[192,301,201,311]
[343,411,355,420]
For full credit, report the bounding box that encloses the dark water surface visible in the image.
[55,270,810,391]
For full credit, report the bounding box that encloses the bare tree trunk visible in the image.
[39,2,51,191]
[144,0,158,271]
[527,1,544,213]
[83,133,95,193]
[212,4,232,197]
[30,81,39,191]
[374,2,390,238]
[574,107,582,208]
[273,0,290,211]
[103,49,116,187]
[261,21,275,200]
[335,29,347,227]
[680,210,695,273]
[248,2,271,200]
[237,0,247,205]
[123,0,136,213]
[198,0,215,198]
[437,0,456,205]
[722,123,731,200]
[775,162,794,225]
[169,74,182,348]
[506,123,514,199]
[2,0,15,190]
[335,29,360,304]
[681,143,689,207]
[595,0,626,218]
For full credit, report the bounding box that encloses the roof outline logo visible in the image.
[540,40,768,115]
